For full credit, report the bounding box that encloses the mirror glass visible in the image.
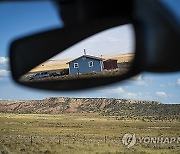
[20,24,135,82]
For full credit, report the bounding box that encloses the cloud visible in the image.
[0,57,9,65]
[107,37,119,42]
[135,80,148,87]
[104,86,144,99]
[131,74,155,87]
[123,92,143,99]
[101,87,125,94]
[176,78,180,86]
[131,75,149,87]
[124,92,137,98]
[156,92,167,98]
[0,57,10,77]
[132,74,142,81]
[167,82,174,87]
[160,84,166,87]
[101,86,149,100]
[112,87,125,94]
[0,69,10,76]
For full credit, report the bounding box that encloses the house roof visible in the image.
[104,59,118,62]
[66,55,104,64]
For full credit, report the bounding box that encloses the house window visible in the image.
[74,63,79,68]
[88,61,94,67]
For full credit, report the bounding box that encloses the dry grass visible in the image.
[22,68,128,82]
[102,53,134,62]
[30,59,70,72]
[0,113,179,154]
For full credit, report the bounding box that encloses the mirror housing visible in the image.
[134,0,180,72]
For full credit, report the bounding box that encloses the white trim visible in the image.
[69,66,71,74]
[100,60,104,71]
[74,63,79,68]
[88,61,93,67]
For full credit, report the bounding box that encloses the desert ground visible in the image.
[0,113,179,154]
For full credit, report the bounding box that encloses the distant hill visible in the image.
[0,97,179,120]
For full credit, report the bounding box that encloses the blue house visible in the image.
[67,55,104,74]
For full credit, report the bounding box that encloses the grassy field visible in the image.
[22,68,129,82]
[0,113,179,154]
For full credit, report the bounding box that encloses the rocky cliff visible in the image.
[0,97,179,120]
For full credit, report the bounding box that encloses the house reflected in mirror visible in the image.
[20,24,135,82]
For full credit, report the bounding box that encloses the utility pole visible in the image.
[84,48,86,55]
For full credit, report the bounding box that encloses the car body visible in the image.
[49,72,60,77]
[29,72,49,80]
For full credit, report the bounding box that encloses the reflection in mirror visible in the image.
[20,24,135,82]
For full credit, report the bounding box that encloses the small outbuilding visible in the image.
[67,55,104,74]
[103,59,118,70]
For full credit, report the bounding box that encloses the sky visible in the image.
[52,24,134,60]
[0,1,179,104]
